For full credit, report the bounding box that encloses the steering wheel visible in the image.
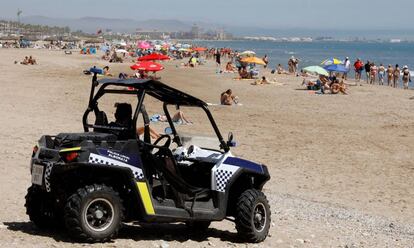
[153,134,171,148]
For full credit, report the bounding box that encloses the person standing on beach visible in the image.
[402,65,411,90]
[354,58,363,82]
[378,64,385,85]
[344,57,351,80]
[263,55,269,69]
[370,63,378,84]
[364,61,371,83]
[393,64,401,88]
[386,65,393,86]
[214,49,221,73]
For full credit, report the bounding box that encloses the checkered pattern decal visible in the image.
[89,153,144,180]
[44,162,53,192]
[212,163,239,192]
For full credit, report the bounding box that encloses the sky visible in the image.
[0,0,412,30]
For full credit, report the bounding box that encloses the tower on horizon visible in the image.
[17,9,22,23]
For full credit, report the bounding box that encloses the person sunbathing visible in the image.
[103,66,113,76]
[330,79,347,94]
[221,89,238,105]
[20,56,29,65]
[154,111,193,125]
[253,76,270,85]
[225,61,236,73]
[277,64,290,75]
[28,56,37,65]
[137,126,161,139]
[237,68,251,79]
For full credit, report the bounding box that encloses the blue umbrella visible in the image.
[324,64,349,73]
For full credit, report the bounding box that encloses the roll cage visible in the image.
[82,71,230,152]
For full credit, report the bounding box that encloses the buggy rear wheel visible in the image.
[64,184,124,242]
[25,185,62,229]
[235,189,271,243]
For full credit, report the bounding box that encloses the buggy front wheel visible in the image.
[235,189,271,243]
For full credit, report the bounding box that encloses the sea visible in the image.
[191,40,414,73]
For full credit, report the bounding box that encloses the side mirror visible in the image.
[227,132,237,147]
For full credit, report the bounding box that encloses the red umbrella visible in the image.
[137,53,170,61]
[192,47,207,52]
[130,61,164,72]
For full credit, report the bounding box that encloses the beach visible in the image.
[0,48,413,247]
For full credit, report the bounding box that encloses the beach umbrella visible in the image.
[303,66,329,76]
[137,53,170,61]
[324,64,348,73]
[321,58,342,66]
[130,61,164,72]
[192,47,207,52]
[241,56,266,65]
[178,48,191,52]
[138,41,152,49]
[240,50,256,57]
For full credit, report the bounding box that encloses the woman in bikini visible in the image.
[370,63,378,84]
[393,64,401,88]
[378,64,385,85]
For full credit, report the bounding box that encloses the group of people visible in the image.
[17,55,37,65]
[354,59,411,89]
[303,75,348,95]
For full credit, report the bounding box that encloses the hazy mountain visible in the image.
[20,16,193,33]
[17,15,414,40]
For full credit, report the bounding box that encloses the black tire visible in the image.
[235,189,271,243]
[25,185,62,229]
[186,221,211,231]
[64,184,124,242]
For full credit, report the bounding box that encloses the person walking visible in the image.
[354,58,364,82]
[344,57,351,80]
[214,49,221,73]
[262,54,269,69]
[364,60,371,83]
[393,64,401,88]
[402,65,411,90]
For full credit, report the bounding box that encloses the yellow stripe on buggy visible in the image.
[59,147,81,153]
[136,182,155,215]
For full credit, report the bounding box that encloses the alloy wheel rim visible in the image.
[84,198,115,232]
[253,202,267,232]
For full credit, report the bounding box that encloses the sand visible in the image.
[0,48,413,247]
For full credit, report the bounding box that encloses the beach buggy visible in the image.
[26,68,271,243]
